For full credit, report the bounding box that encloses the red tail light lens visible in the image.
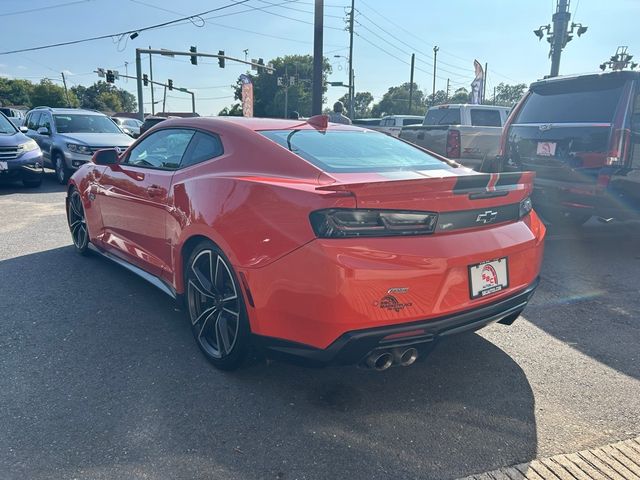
[310,209,438,238]
[446,129,461,158]
[606,128,631,166]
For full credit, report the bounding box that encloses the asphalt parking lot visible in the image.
[1,173,639,480]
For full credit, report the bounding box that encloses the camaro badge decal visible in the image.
[377,295,413,313]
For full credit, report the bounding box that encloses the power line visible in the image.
[0,0,253,55]
[0,0,95,18]
[357,0,518,83]
[255,0,344,19]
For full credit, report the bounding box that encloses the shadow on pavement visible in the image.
[528,220,640,381]
[0,170,66,195]
[0,246,537,480]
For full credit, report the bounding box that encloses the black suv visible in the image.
[499,71,640,226]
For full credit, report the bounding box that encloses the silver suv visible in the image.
[23,107,134,184]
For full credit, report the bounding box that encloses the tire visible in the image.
[23,178,42,188]
[53,152,70,185]
[67,189,90,255]
[185,241,250,370]
[539,207,591,228]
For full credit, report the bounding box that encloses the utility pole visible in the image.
[432,45,439,105]
[347,0,355,119]
[149,46,155,115]
[408,53,415,113]
[483,62,488,104]
[550,0,569,77]
[136,49,144,120]
[312,0,324,115]
[163,85,167,113]
[445,78,450,101]
[493,86,497,105]
[61,72,70,107]
[534,0,587,77]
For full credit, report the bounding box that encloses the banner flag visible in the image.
[240,74,254,117]
[470,60,484,104]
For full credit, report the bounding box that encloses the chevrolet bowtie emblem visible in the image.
[476,210,498,224]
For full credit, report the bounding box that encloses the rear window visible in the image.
[516,77,626,124]
[260,129,447,173]
[470,109,502,127]
[402,118,422,126]
[424,108,461,126]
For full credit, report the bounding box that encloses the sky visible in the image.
[0,0,638,116]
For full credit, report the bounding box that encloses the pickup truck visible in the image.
[399,104,511,171]
[375,115,423,137]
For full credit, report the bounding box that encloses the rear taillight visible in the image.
[519,197,533,218]
[606,128,631,166]
[446,129,461,158]
[310,209,438,238]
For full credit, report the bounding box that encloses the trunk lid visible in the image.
[318,170,534,231]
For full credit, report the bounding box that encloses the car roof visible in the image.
[530,70,640,88]
[32,107,106,115]
[429,104,510,111]
[381,115,423,119]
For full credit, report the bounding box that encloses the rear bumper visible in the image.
[532,178,639,220]
[254,277,539,366]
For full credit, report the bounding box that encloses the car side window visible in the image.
[124,128,195,170]
[180,131,224,168]
[39,113,52,131]
[27,112,41,130]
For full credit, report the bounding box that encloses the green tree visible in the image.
[0,78,34,107]
[426,89,448,108]
[218,104,243,116]
[371,82,427,117]
[338,91,374,118]
[71,81,137,113]
[493,82,527,107]
[231,54,332,118]
[31,79,78,108]
[449,87,470,104]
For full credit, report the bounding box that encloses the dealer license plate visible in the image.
[469,257,509,299]
[536,141,557,157]
[0,161,8,171]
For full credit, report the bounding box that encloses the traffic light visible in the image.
[106,70,115,83]
[142,74,148,86]
[218,50,225,68]
[257,58,264,72]
[168,79,173,90]
[190,46,197,65]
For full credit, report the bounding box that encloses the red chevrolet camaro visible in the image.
[66,115,545,371]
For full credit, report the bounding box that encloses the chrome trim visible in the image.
[88,244,177,299]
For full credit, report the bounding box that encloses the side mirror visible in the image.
[19,126,28,133]
[93,148,119,165]
[36,126,50,135]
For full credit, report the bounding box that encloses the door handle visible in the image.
[147,185,164,197]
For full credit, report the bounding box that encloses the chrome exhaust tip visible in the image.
[396,347,419,367]
[366,351,394,371]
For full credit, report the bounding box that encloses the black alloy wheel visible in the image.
[68,189,89,254]
[186,242,250,370]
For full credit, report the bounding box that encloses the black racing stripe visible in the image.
[495,172,523,187]
[453,174,491,193]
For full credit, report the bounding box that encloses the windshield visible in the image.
[260,129,447,172]
[516,77,626,124]
[54,114,123,134]
[0,113,18,134]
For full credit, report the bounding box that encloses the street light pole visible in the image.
[550,0,570,77]
[347,0,355,119]
[312,0,324,115]
[149,46,155,115]
[135,49,144,121]
[432,46,439,105]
